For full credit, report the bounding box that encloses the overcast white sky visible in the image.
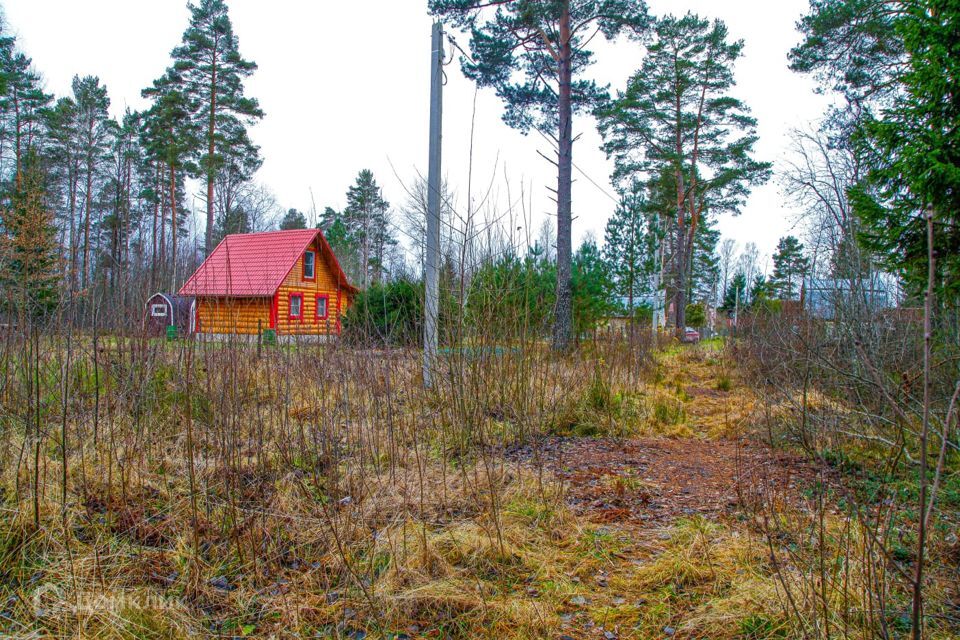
[4,0,830,270]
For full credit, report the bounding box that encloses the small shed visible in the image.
[145,293,195,336]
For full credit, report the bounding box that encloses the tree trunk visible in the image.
[124,152,132,286]
[151,164,160,291]
[205,46,218,256]
[362,202,370,288]
[675,235,687,333]
[553,1,574,351]
[68,162,78,294]
[82,149,93,290]
[674,165,687,334]
[13,91,22,182]
[170,163,179,290]
[160,169,167,272]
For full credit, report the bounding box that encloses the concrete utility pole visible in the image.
[734,286,740,336]
[652,214,665,335]
[423,21,443,388]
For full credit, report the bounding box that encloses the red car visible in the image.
[683,327,700,343]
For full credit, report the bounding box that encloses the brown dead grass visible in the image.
[1,339,946,639]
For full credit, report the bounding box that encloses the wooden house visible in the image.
[144,293,196,336]
[178,228,358,337]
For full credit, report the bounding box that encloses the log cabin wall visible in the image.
[274,239,351,335]
[196,297,271,335]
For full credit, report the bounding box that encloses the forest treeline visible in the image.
[0,0,802,343]
[0,0,957,345]
[0,0,423,328]
[0,0,264,323]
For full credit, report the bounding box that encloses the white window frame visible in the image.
[150,304,168,317]
[289,293,303,319]
[303,251,316,280]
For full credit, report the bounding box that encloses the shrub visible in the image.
[342,278,423,346]
[685,302,706,329]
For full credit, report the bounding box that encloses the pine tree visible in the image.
[598,13,770,333]
[45,97,82,288]
[71,76,112,290]
[279,208,307,230]
[142,74,197,282]
[690,213,720,305]
[0,49,51,176]
[429,0,649,350]
[749,273,772,308]
[572,238,614,339]
[101,110,144,290]
[770,235,808,299]
[168,0,263,254]
[0,24,13,99]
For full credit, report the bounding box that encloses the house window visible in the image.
[289,293,303,320]
[303,251,316,281]
[316,294,329,320]
[150,304,167,317]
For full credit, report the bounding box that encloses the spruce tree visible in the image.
[720,272,746,314]
[602,188,651,314]
[344,170,393,287]
[770,235,808,299]
[792,0,960,298]
[279,208,307,230]
[2,150,60,321]
[749,274,772,308]
[572,238,613,339]
[319,207,359,283]
[428,0,649,350]
[213,205,250,243]
[168,0,263,254]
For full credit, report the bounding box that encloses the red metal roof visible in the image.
[178,228,357,297]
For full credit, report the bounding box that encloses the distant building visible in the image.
[802,277,897,320]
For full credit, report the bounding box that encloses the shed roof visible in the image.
[178,229,357,297]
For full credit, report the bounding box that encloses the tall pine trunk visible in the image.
[170,163,179,289]
[673,162,686,334]
[13,92,22,182]
[553,1,574,351]
[160,170,167,272]
[82,147,93,291]
[151,164,160,292]
[68,162,78,294]
[362,203,370,288]
[205,48,218,255]
[124,152,132,288]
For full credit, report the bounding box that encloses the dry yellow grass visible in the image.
[1,339,950,639]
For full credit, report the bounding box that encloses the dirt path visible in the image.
[509,435,821,527]
[507,345,826,530]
